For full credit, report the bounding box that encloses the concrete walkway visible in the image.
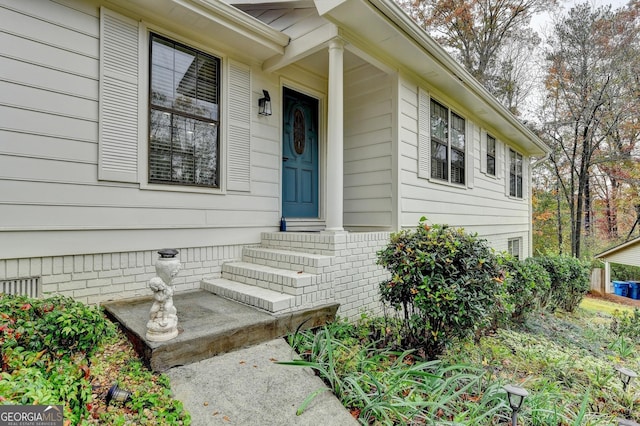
[166,338,359,426]
[103,291,357,425]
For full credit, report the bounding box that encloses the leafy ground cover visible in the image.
[0,294,190,425]
[2,291,639,425]
[285,295,640,425]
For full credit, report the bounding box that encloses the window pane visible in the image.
[516,152,523,198]
[431,140,448,180]
[194,122,218,186]
[430,100,448,143]
[487,135,496,156]
[487,156,495,176]
[150,38,176,108]
[509,149,523,198]
[196,55,219,120]
[451,148,465,184]
[508,239,520,259]
[450,113,465,150]
[486,135,496,176]
[149,109,172,182]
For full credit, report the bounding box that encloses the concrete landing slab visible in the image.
[103,290,338,371]
[166,338,359,426]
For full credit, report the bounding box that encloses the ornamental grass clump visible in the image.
[377,218,504,359]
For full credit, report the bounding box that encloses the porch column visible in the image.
[325,38,344,232]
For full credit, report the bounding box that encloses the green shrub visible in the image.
[377,218,503,359]
[531,255,590,312]
[0,294,116,423]
[0,294,115,357]
[610,263,640,282]
[611,308,640,341]
[500,255,551,323]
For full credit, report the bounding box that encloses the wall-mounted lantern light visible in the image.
[616,366,638,391]
[503,384,528,426]
[258,90,272,116]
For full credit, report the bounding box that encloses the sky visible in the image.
[533,0,630,35]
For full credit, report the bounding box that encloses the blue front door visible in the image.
[282,88,319,218]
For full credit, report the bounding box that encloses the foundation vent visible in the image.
[1,276,42,298]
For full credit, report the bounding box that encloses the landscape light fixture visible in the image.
[616,366,638,391]
[503,384,528,426]
[106,383,132,405]
[258,90,272,116]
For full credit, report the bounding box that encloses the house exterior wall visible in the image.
[397,76,531,257]
[343,63,395,230]
[0,0,286,261]
[1,0,538,314]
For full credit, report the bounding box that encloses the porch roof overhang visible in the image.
[313,0,550,157]
[104,0,290,61]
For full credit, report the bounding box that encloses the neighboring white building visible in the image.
[0,0,549,319]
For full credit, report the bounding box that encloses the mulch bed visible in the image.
[587,291,640,308]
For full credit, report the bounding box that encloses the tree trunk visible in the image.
[556,181,563,254]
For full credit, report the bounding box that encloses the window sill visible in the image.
[480,171,499,180]
[427,177,468,189]
[140,182,225,195]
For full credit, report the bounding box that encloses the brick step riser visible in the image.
[242,248,331,275]
[201,279,294,313]
[221,271,304,296]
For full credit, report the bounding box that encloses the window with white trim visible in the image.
[486,134,496,176]
[148,33,220,187]
[509,148,523,198]
[508,238,521,259]
[430,99,465,185]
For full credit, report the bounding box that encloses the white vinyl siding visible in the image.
[399,77,531,256]
[343,63,394,229]
[0,0,281,259]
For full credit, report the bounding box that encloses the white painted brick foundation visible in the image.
[0,232,392,320]
[0,245,247,305]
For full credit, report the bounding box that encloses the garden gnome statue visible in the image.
[146,249,181,342]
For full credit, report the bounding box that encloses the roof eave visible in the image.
[316,0,550,156]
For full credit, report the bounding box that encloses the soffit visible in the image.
[104,0,289,61]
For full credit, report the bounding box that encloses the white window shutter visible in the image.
[226,60,251,192]
[417,88,430,179]
[466,124,474,188]
[497,141,505,180]
[98,7,139,183]
[480,130,487,173]
[523,156,529,199]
